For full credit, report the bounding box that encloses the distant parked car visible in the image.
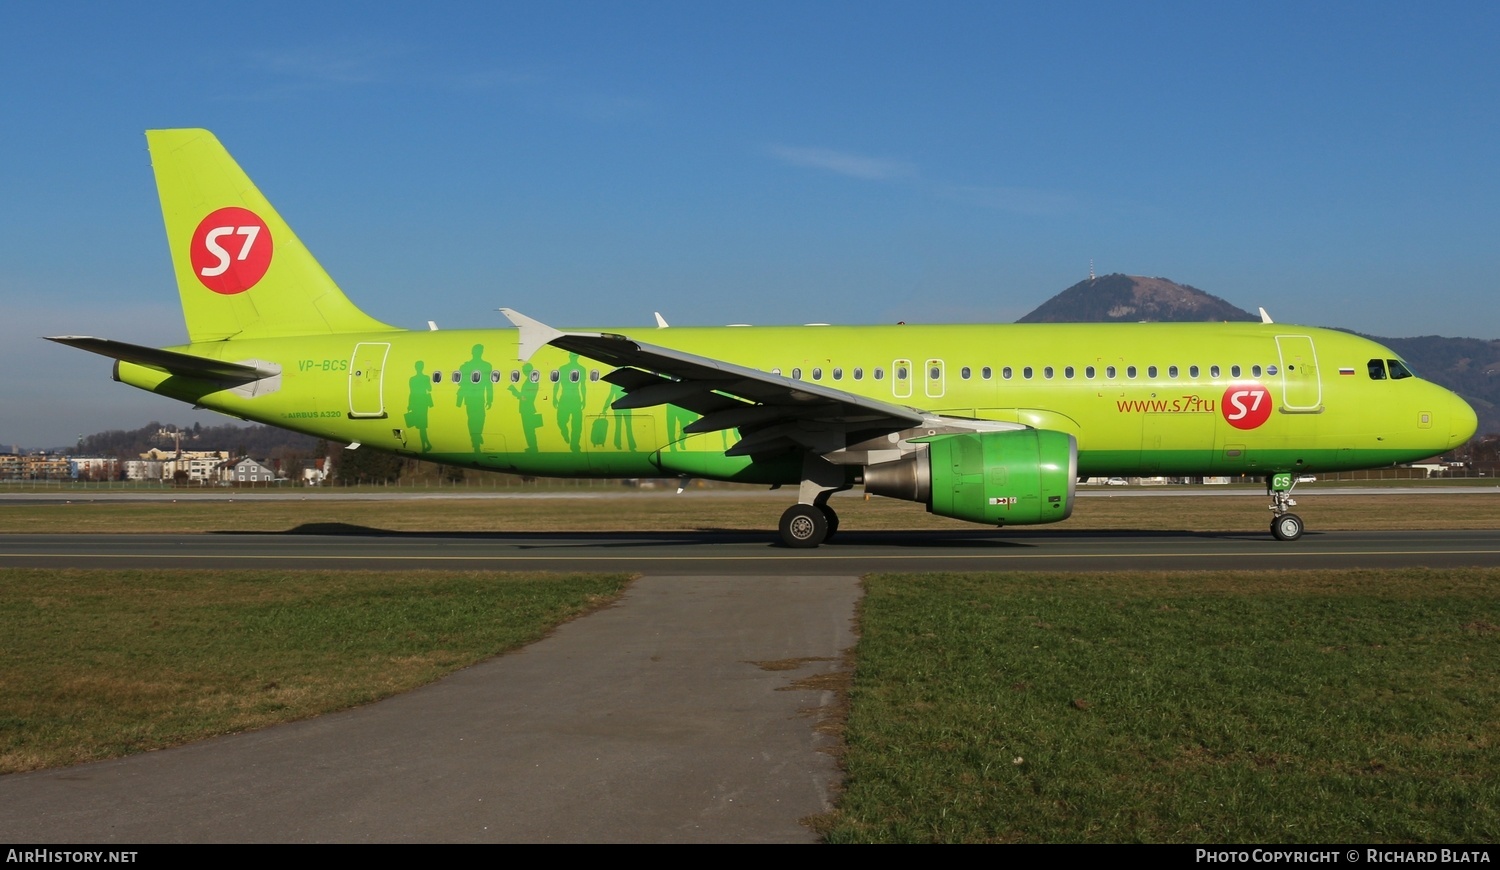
[1106,477,1129,486]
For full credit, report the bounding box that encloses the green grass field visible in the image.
[820,569,1500,843]
[0,568,630,773]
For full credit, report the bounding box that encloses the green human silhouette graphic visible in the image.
[602,382,636,450]
[666,403,697,451]
[553,352,587,453]
[455,344,494,453]
[405,360,434,452]
[508,363,543,453]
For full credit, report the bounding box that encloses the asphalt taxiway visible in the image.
[2,527,1499,573]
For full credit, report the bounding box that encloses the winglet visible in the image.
[654,312,669,328]
[499,308,565,361]
[1259,307,1274,324]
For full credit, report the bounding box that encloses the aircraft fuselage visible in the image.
[117,321,1474,483]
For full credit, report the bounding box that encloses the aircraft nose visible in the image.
[1450,392,1479,447]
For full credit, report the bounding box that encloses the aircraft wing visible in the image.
[46,336,277,382]
[500,309,928,458]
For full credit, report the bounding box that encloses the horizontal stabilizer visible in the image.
[46,336,277,381]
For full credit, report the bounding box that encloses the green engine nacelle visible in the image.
[863,429,1078,526]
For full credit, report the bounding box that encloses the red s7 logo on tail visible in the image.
[1221,383,1272,430]
[191,207,273,295]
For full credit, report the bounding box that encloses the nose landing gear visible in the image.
[1267,473,1304,541]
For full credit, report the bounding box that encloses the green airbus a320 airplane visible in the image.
[50,130,1478,547]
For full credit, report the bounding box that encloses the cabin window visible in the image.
[490,370,502,383]
[1251,365,1261,377]
[529,369,540,383]
[1231,365,1241,377]
[1043,366,1054,379]
[981,366,992,379]
[960,366,971,379]
[874,367,885,380]
[812,367,823,380]
[771,367,782,376]
[451,372,461,384]
[1266,364,1278,375]
[896,365,909,379]
[549,370,560,383]
[1388,359,1414,380]
[569,369,580,383]
[1168,365,1179,378]
[1002,366,1014,379]
[853,367,863,380]
[1105,365,1116,379]
[1064,365,1075,379]
[833,367,843,380]
[1189,365,1200,378]
[589,369,600,382]
[510,370,521,383]
[1210,365,1221,378]
[471,371,482,383]
[791,367,802,380]
[1126,366,1137,379]
[432,371,443,384]
[1085,365,1096,378]
[1147,365,1158,378]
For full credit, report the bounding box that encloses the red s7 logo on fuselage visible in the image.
[190,207,273,295]
[1221,383,1272,430]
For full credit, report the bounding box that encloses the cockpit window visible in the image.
[1367,359,1386,380]
[1387,359,1414,380]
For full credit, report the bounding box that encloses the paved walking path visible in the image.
[0,575,860,843]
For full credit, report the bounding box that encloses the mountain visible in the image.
[1018,274,1257,323]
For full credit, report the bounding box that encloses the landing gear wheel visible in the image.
[1271,513,1304,542]
[819,505,840,541]
[779,504,829,548]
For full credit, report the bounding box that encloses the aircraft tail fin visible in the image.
[147,129,397,343]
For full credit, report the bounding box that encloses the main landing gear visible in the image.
[777,455,849,548]
[778,502,840,548]
[1267,473,1304,541]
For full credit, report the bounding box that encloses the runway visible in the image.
[3,527,1499,573]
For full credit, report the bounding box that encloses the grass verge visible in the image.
[0,568,630,774]
[819,569,1500,843]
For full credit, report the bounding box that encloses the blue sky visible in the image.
[4,2,1498,447]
